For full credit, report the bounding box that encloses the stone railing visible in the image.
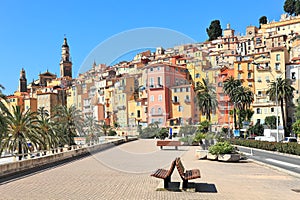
[0,136,137,178]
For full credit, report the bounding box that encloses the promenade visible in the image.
[0,139,299,200]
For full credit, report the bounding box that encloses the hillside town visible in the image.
[3,13,300,138]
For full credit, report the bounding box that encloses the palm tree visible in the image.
[223,76,242,98]
[195,78,218,122]
[36,107,57,154]
[0,84,8,154]
[84,116,101,143]
[223,77,254,129]
[267,78,295,136]
[0,106,39,160]
[53,105,83,146]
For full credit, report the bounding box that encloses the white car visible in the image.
[281,137,298,143]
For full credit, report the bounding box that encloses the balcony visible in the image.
[247,77,254,82]
[256,65,270,71]
[117,105,126,110]
[149,84,164,90]
[151,112,163,116]
[184,98,191,103]
[172,100,180,104]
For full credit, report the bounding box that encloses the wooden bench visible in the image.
[150,159,176,188]
[175,157,201,188]
[156,140,181,150]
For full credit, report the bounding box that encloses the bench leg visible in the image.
[182,180,188,189]
[164,177,170,188]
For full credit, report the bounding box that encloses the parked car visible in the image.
[281,137,298,143]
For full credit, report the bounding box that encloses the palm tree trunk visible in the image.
[234,108,237,129]
[18,139,22,161]
[280,98,287,137]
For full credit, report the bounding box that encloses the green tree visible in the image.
[294,97,300,120]
[139,122,160,138]
[247,122,264,137]
[157,128,169,139]
[264,116,277,129]
[198,120,210,133]
[178,124,198,137]
[99,122,111,136]
[259,16,268,27]
[206,20,222,41]
[267,78,295,136]
[292,119,300,137]
[284,0,296,15]
[53,105,83,146]
[195,78,218,121]
[296,0,300,16]
[0,106,39,160]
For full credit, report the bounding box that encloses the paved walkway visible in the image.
[0,139,299,199]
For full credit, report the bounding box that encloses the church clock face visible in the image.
[248,31,252,35]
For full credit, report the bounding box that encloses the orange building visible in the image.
[216,67,234,128]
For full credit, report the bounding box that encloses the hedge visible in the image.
[230,139,300,156]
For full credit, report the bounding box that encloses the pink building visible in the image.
[145,63,189,127]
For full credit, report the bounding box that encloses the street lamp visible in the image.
[272,73,283,142]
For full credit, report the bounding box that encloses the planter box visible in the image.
[195,149,208,159]
[207,152,218,160]
[218,154,240,162]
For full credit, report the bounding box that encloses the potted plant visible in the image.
[208,142,240,162]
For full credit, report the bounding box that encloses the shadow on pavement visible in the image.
[160,182,218,193]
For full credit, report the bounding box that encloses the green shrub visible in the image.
[229,139,300,156]
[208,142,235,155]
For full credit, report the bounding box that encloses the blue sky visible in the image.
[0,0,285,95]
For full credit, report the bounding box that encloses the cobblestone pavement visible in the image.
[0,139,299,200]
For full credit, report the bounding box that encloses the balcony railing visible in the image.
[256,65,270,71]
[149,84,164,90]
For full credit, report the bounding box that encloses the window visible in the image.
[185,95,190,102]
[158,94,163,102]
[258,91,262,96]
[149,77,154,87]
[158,118,163,124]
[150,68,153,72]
[157,77,162,85]
[151,108,155,114]
[238,63,241,70]
[238,73,241,80]
[186,87,190,92]
[256,108,261,114]
[271,108,274,113]
[157,67,160,71]
[258,77,262,82]
[292,72,296,79]
[248,72,252,79]
[136,102,141,106]
[265,76,270,83]
[247,63,251,70]
[150,95,154,102]
[173,96,179,102]
[178,106,183,112]
[195,73,200,78]
[137,110,141,117]
[158,107,162,114]
[275,63,280,71]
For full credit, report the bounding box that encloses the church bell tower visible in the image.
[60,37,72,78]
[19,68,27,92]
